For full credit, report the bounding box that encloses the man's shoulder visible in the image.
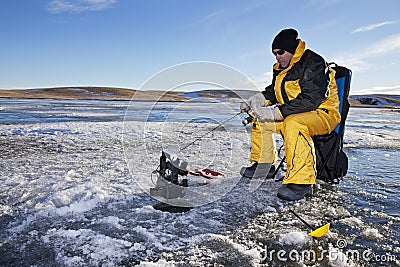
[302,49,325,63]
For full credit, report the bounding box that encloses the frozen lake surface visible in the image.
[0,98,399,266]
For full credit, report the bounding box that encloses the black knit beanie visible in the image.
[272,28,299,54]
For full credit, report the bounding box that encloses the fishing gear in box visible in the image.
[149,112,243,200]
[150,150,189,199]
[149,151,225,199]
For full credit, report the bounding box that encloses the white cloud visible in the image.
[352,21,394,34]
[47,0,117,13]
[331,33,400,73]
[181,7,224,29]
[184,1,268,30]
[331,33,400,95]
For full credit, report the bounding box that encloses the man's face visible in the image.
[272,49,293,69]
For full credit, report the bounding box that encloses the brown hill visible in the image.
[349,95,400,108]
[0,87,190,101]
[1,87,399,108]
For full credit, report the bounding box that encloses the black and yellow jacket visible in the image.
[262,39,340,119]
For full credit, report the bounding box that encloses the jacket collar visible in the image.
[273,39,306,71]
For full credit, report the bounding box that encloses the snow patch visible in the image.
[43,228,132,266]
[190,233,261,262]
[278,231,312,247]
[97,216,125,230]
[54,198,102,216]
[360,228,383,240]
[138,259,178,266]
[132,225,173,251]
[339,217,364,228]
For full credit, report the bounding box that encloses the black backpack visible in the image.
[312,63,352,184]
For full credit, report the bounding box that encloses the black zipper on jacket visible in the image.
[279,50,311,105]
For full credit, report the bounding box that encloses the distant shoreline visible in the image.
[1,96,399,110]
[0,87,399,109]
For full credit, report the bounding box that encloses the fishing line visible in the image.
[179,112,241,152]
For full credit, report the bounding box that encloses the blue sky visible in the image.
[1,0,399,95]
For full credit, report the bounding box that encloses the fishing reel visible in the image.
[150,150,189,199]
[242,110,256,126]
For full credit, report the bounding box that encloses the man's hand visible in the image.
[240,93,266,113]
[252,105,283,122]
[240,102,251,113]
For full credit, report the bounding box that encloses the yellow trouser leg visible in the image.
[250,120,277,163]
[280,110,340,185]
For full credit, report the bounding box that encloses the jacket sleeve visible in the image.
[278,54,329,117]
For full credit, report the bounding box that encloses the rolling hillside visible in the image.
[0,87,399,108]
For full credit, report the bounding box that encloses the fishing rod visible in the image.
[289,209,330,238]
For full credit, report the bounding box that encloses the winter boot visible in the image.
[240,162,276,179]
[277,184,313,201]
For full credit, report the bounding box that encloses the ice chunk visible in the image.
[360,228,383,240]
[278,231,312,247]
[55,198,102,216]
[98,216,125,230]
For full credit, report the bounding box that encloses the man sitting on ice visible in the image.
[240,28,341,201]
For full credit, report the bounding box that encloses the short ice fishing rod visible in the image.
[289,209,330,238]
[179,112,241,152]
